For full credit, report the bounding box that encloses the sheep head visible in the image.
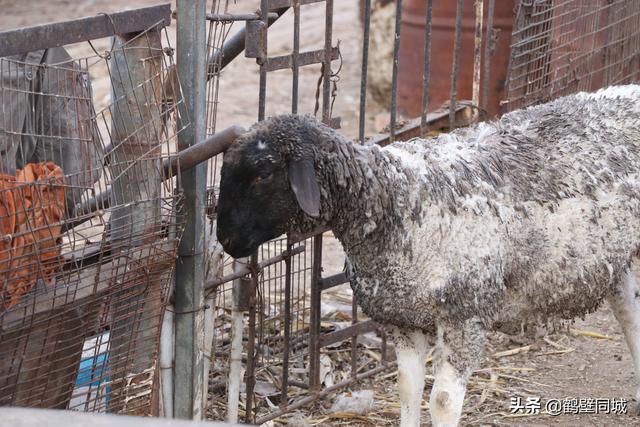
[217,115,321,258]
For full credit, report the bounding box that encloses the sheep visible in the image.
[216,85,640,427]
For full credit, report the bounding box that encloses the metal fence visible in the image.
[200,0,640,424]
[504,0,640,111]
[0,5,187,416]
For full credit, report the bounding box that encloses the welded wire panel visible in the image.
[0,23,186,415]
[505,0,640,111]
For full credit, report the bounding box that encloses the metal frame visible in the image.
[0,5,172,57]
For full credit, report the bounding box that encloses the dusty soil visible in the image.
[3,1,640,427]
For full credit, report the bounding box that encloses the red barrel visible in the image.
[398,0,515,117]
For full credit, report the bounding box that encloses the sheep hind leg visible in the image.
[607,268,640,413]
[391,327,430,427]
[430,319,487,427]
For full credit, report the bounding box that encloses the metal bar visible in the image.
[292,1,301,114]
[0,4,171,57]
[472,0,484,122]
[308,235,323,390]
[319,319,378,347]
[280,238,293,407]
[174,0,208,420]
[205,12,278,22]
[322,0,334,124]
[264,47,339,72]
[380,327,388,363]
[389,0,403,142]
[481,0,495,115]
[254,364,393,425]
[204,245,305,290]
[358,0,372,143]
[207,7,288,79]
[420,0,434,137]
[319,272,348,290]
[163,125,245,174]
[258,0,270,121]
[269,0,324,9]
[226,258,249,423]
[244,254,259,423]
[63,125,244,232]
[350,298,358,377]
[368,102,474,147]
[449,0,464,130]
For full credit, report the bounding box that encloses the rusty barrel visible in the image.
[398,0,515,117]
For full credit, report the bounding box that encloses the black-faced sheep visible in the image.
[217,85,640,427]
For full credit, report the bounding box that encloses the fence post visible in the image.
[174,0,208,420]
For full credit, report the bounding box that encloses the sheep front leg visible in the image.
[608,268,640,412]
[430,319,486,427]
[391,328,430,427]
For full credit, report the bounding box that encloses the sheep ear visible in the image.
[288,158,320,218]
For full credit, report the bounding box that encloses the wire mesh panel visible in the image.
[0,18,186,415]
[505,0,640,111]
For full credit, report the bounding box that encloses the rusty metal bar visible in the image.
[449,0,464,130]
[205,12,278,22]
[380,327,388,363]
[258,0,270,121]
[204,245,305,290]
[481,0,495,115]
[322,0,334,124]
[389,0,403,142]
[280,238,293,407]
[265,47,339,72]
[350,299,358,377]
[420,0,434,137]
[163,125,245,174]
[269,0,325,9]
[291,1,301,114]
[207,7,288,79]
[308,235,323,391]
[319,272,348,291]
[319,320,377,347]
[358,0,372,143]
[369,102,474,147]
[63,125,245,232]
[244,254,259,423]
[0,4,171,57]
[472,0,484,123]
[174,0,208,419]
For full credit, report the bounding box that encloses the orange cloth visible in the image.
[0,162,66,308]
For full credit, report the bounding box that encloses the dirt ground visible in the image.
[3,1,640,426]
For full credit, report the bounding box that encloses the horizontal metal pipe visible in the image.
[164,125,245,174]
[205,12,278,22]
[319,272,348,290]
[207,7,289,78]
[204,245,305,291]
[0,4,171,57]
[63,125,245,232]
